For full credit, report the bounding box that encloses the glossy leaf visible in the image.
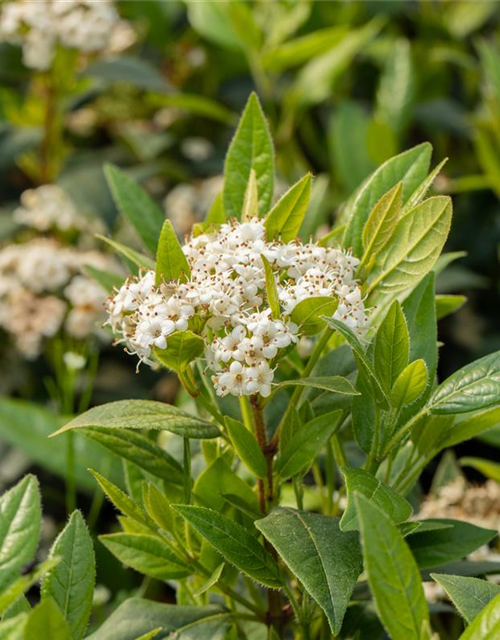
[291,296,338,336]
[155,331,204,372]
[356,494,429,640]
[390,359,428,409]
[41,512,94,640]
[0,475,40,590]
[24,600,71,640]
[431,573,500,623]
[340,467,412,531]
[458,593,500,640]
[374,301,409,393]
[276,410,342,479]
[264,173,311,241]
[173,505,282,588]
[429,350,500,415]
[225,417,266,479]
[99,533,191,580]
[104,165,163,254]
[256,508,362,634]
[223,93,274,219]
[53,400,221,439]
[155,219,190,285]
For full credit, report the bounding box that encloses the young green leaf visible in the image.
[154,331,204,372]
[276,410,342,479]
[407,519,497,569]
[255,508,362,635]
[194,457,259,513]
[291,296,338,336]
[193,563,225,598]
[361,182,402,266]
[52,400,221,439]
[99,533,191,580]
[264,173,312,242]
[0,475,41,590]
[261,255,281,319]
[343,142,432,256]
[458,593,500,640]
[404,158,448,212]
[205,191,225,225]
[82,265,124,293]
[374,301,409,393]
[355,493,429,640]
[41,512,94,640]
[24,599,71,640]
[460,457,500,482]
[241,169,259,220]
[173,505,282,588]
[155,219,190,285]
[82,428,183,485]
[223,92,274,219]
[277,376,359,395]
[431,573,500,623]
[429,350,500,415]
[366,196,452,299]
[435,294,467,320]
[0,612,28,639]
[0,559,59,617]
[340,468,412,531]
[390,359,428,409]
[96,235,156,271]
[225,417,267,479]
[104,164,164,254]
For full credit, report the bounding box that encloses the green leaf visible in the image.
[0,613,27,640]
[142,482,175,533]
[459,593,500,639]
[366,196,453,299]
[130,631,161,640]
[404,158,448,213]
[291,296,338,336]
[52,400,221,439]
[223,92,274,219]
[429,350,500,415]
[24,600,71,640]
[155,219,190,285]
[86,599,229,640]
[355,494,429,640]
[407,519,497,569]
[374,301,409,393]
[194,457,259,513]
[205,192,225,226]
[225,417,266,479]
[276,410,342,479]
[340,468,412,531]
[0,475,40,590]
[260,255,280,319]
[390,359,428,409]
[431,573,500,623]
[435,294,467,320]
[96,235,156,271]
[361,182,402,266]
[154,331,204,372]
[255,508,362,634]
[81,428,183,485]
[82,265,124,293]
[460,457,500,482]
[277,376,359,395]
[104,165,164,254]
[376,38,414,136]
[0,559,59,616]
[173,505,282,588]
[193,563,225,598]
[343,142,432,256]
[41,512,94,640]
[241,169,259,221]
[264,173,311,242]
[437,407,500,450]
[99,533,191,580]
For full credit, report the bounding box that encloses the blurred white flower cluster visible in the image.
[0,186,118,358]
[107,218,368,397]
[0,0,133,71]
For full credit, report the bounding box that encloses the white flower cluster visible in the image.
[0,238,115,358]
[0,0,131,71]
[107,218,369,398]
[14,185,79,232]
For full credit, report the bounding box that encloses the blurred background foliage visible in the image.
[0,0,499,623]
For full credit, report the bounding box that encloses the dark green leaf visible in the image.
[225,417,266,479]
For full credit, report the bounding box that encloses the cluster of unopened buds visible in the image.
[0,0,133,71]
[107,218,369,398]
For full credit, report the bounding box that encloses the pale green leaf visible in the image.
[24,600,71,640]
[223,93,274,219]
[361,182,402,266]
[264,173,311,242]
[458,593,500,640]
[41,512,94,640]
[155,219,190,285]
[356,494,429,640]
[0,559,59,616]
[241,169,258,221]
[173,505,282,588]
[460,457,500,482]
[52,400,221,439]
[340,468,412,531]
[225,417,266,479]
[431,573,500,623]
[255,508,362,634]
[261,255,280,319]
[391,359,428,409]
[96,235,155,271]
[435,294,467,320]
[291,296,338,336]
[142,482,175,533]
[193,563,225,598]
[404,158,448,212]
[376,38,414,136]
[82,265,123,293]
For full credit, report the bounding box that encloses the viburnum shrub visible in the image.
[30,94,499,639]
